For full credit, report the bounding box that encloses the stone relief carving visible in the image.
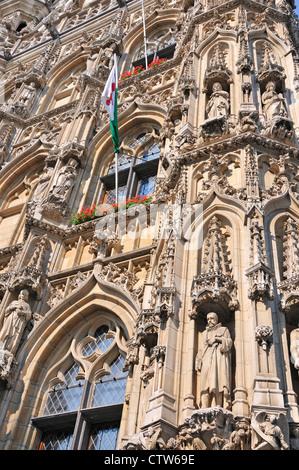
[47,286,65,309]
[251,412,289,450]
[140,347,156,388]
[174,408,244,451]
[195,312,233,409]
[27,234,50,271]
[90,227,121,258]
[123,337,140,371]
[196,153,247,204]
[1,0,299,451]
[122,426,166,450]
[97,262,143,308]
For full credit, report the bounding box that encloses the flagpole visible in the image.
[114,53,119,205]
[115,151,118,205]
[141,0,148,69]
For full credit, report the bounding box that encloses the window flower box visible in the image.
[70,195,152,225]
[119,58,167,82]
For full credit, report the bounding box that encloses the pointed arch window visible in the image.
[32,321,128,450]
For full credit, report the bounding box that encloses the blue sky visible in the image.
[295,1,299,15]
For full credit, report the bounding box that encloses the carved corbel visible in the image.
[135,308,160,349]
[123,337,140,371]
[255,325,273,351]
[59,140,87,167]
[155,286,176,320]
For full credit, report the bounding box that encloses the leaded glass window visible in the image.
[107,153,131,174]
[138,175,156,196]
[40,430,73,450]
[142,142,160,162]
[43,363,84,416]
[92,355,128,407]
[105,184,127,204]
[88,423,120,450]
[82,324,114,357]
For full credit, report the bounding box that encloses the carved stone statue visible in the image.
[100,42,117,69]
[262,81,288,121]
[195,312,232,409]
[32,164,54,202]
[48,158,78,204]
[0,289,32,356]
[290,324,299,373]
[206,82,230,119]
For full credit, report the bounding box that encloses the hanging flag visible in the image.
[101,54,119,154]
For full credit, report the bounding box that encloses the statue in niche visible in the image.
[0,289,32,356]
[195,312,232,409]
[48,158,78,204]
[32,164,54,202]
[290,324,299,373]
[261,81,288,121]
[20,82,37,106]
[206,82,230,119]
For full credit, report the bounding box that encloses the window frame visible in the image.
[100,133,160,203]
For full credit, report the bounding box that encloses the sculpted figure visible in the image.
[32,164,54,202]
[100,42,117,69]
[262,81,288,121]
[0,290,32,356]
[290,324,299,373]
[252,413,289,450]
[48,158,78,204]
[195,312,232,409]
[206,82,230,119]
[122,426,165,450]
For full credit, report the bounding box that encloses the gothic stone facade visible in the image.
[0,0,299,451]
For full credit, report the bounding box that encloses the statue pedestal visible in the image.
[252,374,285,409]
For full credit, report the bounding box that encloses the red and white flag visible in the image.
[101,55,119,153]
